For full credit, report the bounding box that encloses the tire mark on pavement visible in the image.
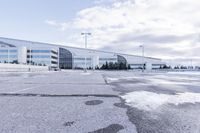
[9,85,47,93]
[88,124,124,133]
[85,100,103,105]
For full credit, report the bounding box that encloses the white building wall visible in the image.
[0,37,166,70]
[63,47,118,69]
[18,47,27,64]
[122,54,165,69]
[146,62,152,70]
[62,46,165,69]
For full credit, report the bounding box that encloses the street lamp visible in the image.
[190,59,193,69]
[8,48,10,64]
[28,43,32,72]
[89,50,96,70]
[139,45,144,72]
[81,32,92,72]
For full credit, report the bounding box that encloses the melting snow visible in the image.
[168,71,200,75]
[122,91,200,111]
[80,72,91,75]
[106,77,119,82]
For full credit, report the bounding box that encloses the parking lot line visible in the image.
[9,85,47,93]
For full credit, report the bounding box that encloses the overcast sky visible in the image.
[0,0,199,65]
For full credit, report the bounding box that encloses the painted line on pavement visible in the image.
[9,85,47,93]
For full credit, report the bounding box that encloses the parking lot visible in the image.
[0,70,200,133]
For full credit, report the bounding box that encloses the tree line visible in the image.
[96,62,131,70]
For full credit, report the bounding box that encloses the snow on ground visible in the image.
[122,91,200,111]
[1,70,200,133]
[148,77,200,86]
[106,77,120,82]
[168,71,200,75]
[107,71,200,86]
[80,72,91,75]
[105,71,200,111]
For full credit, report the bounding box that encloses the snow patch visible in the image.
[122,91,200,111]
[168,71,200,75]
[106,76,142,83]
[80,72,91,75]
[106,77,119,82]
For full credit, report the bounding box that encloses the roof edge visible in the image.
[0,37,161,60]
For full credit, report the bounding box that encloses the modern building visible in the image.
[0,37,165,70]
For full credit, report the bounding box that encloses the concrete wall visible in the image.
[145,62,152,70]
[0,64,49,72]
[18,47,27,64]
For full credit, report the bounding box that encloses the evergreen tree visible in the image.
[105,62,108,69]
[128,64,131,69]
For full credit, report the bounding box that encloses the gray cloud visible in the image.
[45,0,200,65]
[99,42,187,58]
[115,33,198,44]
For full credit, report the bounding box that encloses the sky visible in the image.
[0,0,200,66]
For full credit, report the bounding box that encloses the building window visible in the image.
[59,48,73,69]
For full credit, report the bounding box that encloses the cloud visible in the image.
[45,20,58,26]
[115,33,198,44]
[45,0,200,65]
[44,20,69,31]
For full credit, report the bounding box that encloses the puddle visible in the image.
[89,124,124,133]
[85,100,103,105]
[63,121,75,127]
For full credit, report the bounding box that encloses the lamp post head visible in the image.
[81,32,92,36]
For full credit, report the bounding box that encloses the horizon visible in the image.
[0,0,199,65]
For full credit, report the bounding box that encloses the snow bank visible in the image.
[122,91,200,111]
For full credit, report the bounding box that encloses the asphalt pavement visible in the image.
[0,71,136,133]
[0,70,200,133]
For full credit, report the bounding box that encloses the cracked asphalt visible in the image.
[0,70,200,133]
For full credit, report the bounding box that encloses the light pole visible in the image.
[81,32,91,72]
[89,50,95,70]
[28,43,32,72]
[8,48,10,64]
[190,59,193,69]
[139,45,144,72]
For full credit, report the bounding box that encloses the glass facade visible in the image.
[130,64,143,69]
[117,55,127,64]
[99,57,117,66]
[30,50,51,53]
[0,47,58,68]
[59,48,73,69]
[27,49,58,67]
[0,37,165,70]
[99,57,117,61]
[0,48,18,63]
[73,57,92,69]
